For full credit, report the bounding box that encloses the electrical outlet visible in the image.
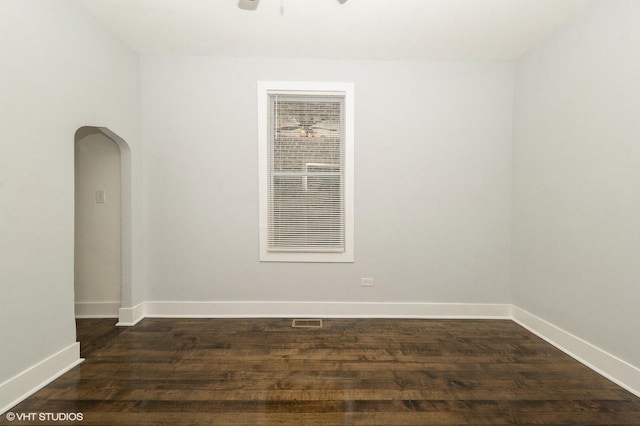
[360,277,374,287]
[95,190,106,204]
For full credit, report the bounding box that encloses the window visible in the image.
[258,82,354,262]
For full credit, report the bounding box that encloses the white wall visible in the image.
[141,57,513,304]
[0,0,142,390]
[513,0,640,367]
[74,128,122,310]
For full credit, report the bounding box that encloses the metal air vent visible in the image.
[292,319,323,328]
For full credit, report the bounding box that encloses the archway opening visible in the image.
[74,126,131,319]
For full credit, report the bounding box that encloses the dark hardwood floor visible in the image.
[3,318,640,425]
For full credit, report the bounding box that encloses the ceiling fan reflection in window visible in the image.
[239,0,348,11]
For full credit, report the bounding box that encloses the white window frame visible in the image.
[258,81,354,263]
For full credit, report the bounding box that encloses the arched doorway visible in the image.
[74,126,131,318]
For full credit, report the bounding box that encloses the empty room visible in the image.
[1,0,640,424]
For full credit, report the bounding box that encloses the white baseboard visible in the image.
[143,301,512,319]
[116,302,145,326]
[511,305,640,398]
[0,343,83,415]
[75,301,120,318]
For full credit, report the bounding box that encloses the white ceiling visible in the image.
[79,0,587,61]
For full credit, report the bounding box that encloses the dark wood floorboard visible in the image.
[2,318,640,425]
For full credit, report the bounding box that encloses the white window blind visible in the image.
[267,93,345,252]
[258,81,354,263]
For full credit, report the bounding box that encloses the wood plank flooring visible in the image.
[3,318,640,425]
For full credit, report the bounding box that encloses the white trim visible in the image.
[144,301,511,319]
[116,302,145,326]
[0,343,82,415]
[75,301,120,318]
[257,81,355,263]
[511,305,640,398]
